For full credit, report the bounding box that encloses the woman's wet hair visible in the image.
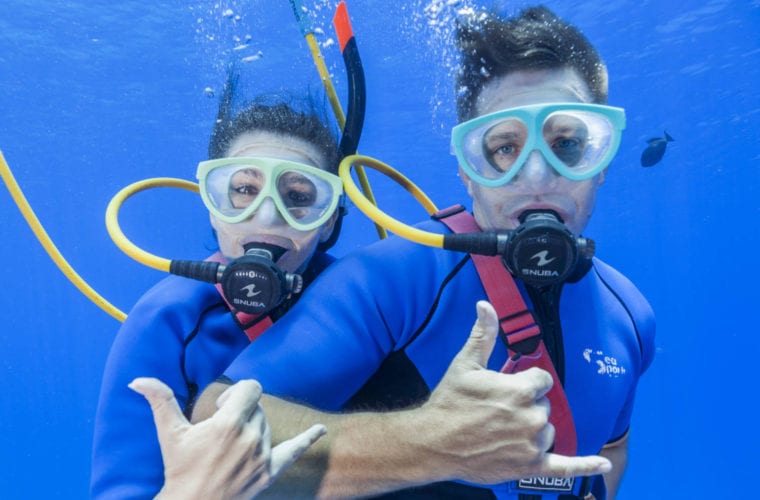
[206,72,344,251]
[455,6,609,121]
[207,72,340,174]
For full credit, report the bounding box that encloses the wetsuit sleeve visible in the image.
[223,234,443,410]
[611,306,655,440]
[90,280,208,499]
[594,259,657,441]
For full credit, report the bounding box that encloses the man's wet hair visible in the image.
[455,5,609,121]
[208,72,340,174]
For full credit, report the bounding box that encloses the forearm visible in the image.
[263,395,458,499]
[599,431,629,499]
[193,383,448,499]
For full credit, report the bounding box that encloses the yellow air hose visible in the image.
[339,154,444,248]
[0,150,127,322]
[104,177,200,274]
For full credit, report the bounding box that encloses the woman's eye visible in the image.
[228,184,259,208]
[278,173,317,207]
[227,168,264,206]
[232,184,259,196]
[284,189,316,206]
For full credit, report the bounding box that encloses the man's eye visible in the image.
[492,144,516,156]
[485,143,521,173]
[554,138,582,150]
[552,137,585,165]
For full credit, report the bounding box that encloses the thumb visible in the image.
[269,424,327,480]
[456,300,499,368]
[129,377,189,440]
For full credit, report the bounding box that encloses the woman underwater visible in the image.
[90,72,344,498]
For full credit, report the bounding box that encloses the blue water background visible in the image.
[1,0,758,497]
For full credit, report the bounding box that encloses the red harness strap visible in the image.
[214,284,273,342]
[206,252,273,342]
[436,206,578,456]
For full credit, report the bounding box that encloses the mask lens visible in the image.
[542,110,616,176]
[203,163,265,218]
[276,169,337,226]
[460,117,529,183]
[229,167,266,210]
[481,118,529,178]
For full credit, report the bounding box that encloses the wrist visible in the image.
[155,478,209,500]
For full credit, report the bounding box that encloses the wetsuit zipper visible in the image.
[526,283,565,383]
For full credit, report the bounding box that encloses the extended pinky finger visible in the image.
[538,453,612,479]
[269,424,328,478]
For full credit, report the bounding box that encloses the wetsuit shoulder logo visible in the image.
[583,348,628,378]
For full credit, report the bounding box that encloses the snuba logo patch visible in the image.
[518,476,575,492]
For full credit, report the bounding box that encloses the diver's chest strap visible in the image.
[206,252,273,342]
[434,205,577,456]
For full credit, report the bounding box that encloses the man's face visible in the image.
[461,68,606,236]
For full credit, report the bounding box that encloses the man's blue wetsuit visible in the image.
[90,252,333,499]
[222,219,656,499]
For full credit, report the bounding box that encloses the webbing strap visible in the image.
[436,206,577,456]
[207,252,273,343]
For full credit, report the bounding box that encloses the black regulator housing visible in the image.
[502,211,594,288]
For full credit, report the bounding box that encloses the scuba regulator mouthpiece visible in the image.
[504,211,594,288]
[169,243,303,315]
[442,210,594,288]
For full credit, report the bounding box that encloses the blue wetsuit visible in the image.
[223,220,656,499]
[90,252,333,499]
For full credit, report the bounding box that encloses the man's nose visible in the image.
[514,150,557,186]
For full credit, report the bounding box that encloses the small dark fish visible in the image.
[640,131,674,167]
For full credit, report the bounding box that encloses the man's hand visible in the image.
[129,377,326,500]
[418,300,612,484]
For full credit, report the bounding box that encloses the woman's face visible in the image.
[209,130,337,273]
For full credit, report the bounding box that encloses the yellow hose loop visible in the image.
[0,150,127,322]
[105,178,199,274]
[339,154,444,248]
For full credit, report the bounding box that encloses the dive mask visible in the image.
[197,157,343,231]
[451,103,626,186]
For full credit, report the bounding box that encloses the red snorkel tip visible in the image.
[333,1,354,53]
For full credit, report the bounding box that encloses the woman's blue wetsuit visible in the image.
[90,252,333,499]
